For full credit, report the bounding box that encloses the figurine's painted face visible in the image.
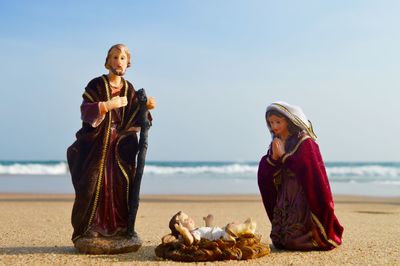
[177,212,195,231]
[108,48,128,76]
[267,114,289,138]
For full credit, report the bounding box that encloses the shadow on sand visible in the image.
[0,246,76,255]
[0,245,161,262]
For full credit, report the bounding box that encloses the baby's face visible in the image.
[177,212,195,231]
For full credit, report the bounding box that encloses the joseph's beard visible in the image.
[110,67,125,76]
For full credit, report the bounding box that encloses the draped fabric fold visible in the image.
[258,137,343,250]
[67,75,145,242]
[258,101,343,250]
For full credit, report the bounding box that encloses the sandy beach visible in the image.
[0,193,399,265]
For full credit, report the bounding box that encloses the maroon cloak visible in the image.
[258,135,343,250]
[67,75,146,242]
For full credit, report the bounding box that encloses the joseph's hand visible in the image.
[104,96,128,111]
[146,97,156,110]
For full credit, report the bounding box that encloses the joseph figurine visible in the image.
[67,44,155,253]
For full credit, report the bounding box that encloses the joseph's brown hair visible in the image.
[104,44,132,70]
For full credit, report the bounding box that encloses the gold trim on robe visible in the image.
[87,76,112,228]
[126,106,140,129]
[120,80,128,124]
[117,158,130,208]
[282,135,311,163]
[83,91,95,103]
[311,213,339,248]
[267,157,276,167]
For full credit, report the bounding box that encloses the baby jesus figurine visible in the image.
[169,211,257,245]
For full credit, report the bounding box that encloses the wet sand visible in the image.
[0,193,399,265]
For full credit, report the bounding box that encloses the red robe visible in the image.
[258,135,343,250]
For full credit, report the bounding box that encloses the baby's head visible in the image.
[169,211,195,237]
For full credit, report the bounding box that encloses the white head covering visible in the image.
[266,101,317,140]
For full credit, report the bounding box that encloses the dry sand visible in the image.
[0,193,399,265]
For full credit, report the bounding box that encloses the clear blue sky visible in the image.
[1,0,399,161]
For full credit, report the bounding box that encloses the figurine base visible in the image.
[74,235,142,254]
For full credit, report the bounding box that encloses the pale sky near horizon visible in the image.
[1,1,399,162]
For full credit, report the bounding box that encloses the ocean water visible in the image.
[0,161,399,197]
